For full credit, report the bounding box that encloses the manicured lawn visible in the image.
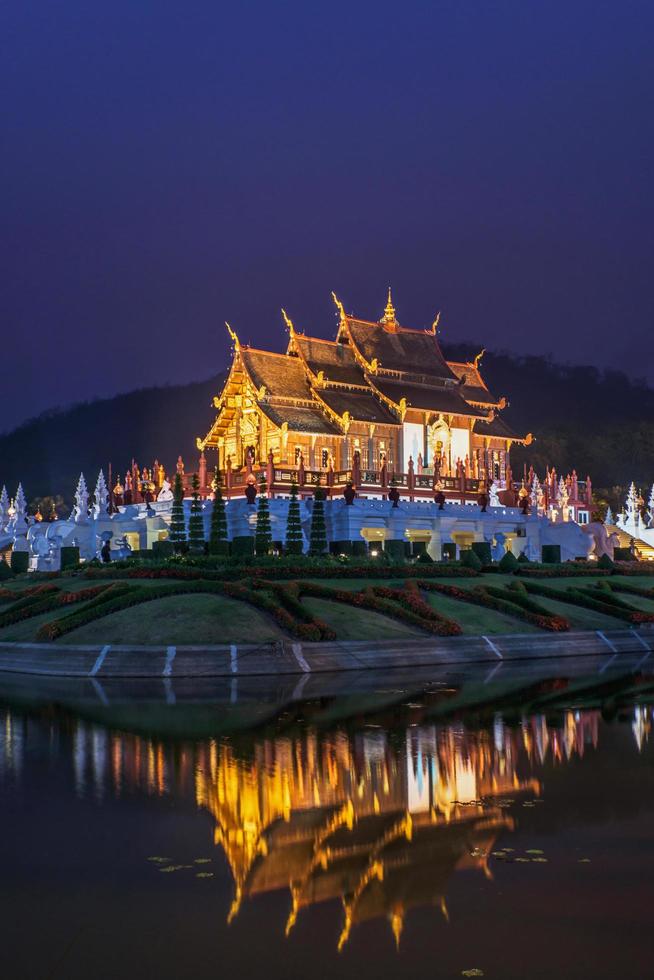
[60,595,285,644]
[301,597,425,640]
[421,592,540,635]
[57,594,286,645]
[2,569,654,645]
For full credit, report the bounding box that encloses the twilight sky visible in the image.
[2,0,653,433]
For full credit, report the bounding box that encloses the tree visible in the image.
[309,482,327,556]
[285,481,303,555]
[188,473,205,554]
[209,465,229,555]
[170,471,187,552]
[255,476,273,555]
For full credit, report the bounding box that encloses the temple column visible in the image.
[396,427,403,476]
[368,425,375,472]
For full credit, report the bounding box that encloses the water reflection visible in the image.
[1,698,651,951]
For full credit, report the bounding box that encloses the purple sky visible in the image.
[2,0,653,432]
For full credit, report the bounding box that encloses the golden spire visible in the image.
[473,348,486,370]
[429,312,441,334]
[225,321,239,348]
[331,291,346,324]
[382,286,396,324]
[281,308,295,336]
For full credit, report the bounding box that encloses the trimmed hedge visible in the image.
[10,551,29,574]
[541,545,561,564]
[330,540,353,556]
[0,561,15,581]
[384,540,407,561]
[442,543,457,561]
[81,561,481,582]
[231,536,255,558]
[461,549,483,572]
[152,540,175,559]
[0,584,114,629]
[471,542,492,565]
[613,547,633,562]
[498,551,520,573]
[60,547,80,571]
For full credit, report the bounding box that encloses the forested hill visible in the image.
[0,375,223,508]
[444,344,654,498]
[2,346,654,507]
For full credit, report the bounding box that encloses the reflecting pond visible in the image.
[1,662,653,979]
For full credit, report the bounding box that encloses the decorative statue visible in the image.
[0,485,9,531]
[343,481,356,505]
[92,470,109,519]
[388,483,400,508]
[488,481,501,507]
[434,484,446,510]
[416,453,423,474]
[157,479,174,502]
[176,455,185,475]
[491,532,507,562]
[72,474,89,524]
[477,489,488,513]
[245,478,257,505]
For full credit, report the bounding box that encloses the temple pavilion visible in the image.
[199,292,530,498]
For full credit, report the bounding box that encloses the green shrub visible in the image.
[498,550,519,572]
[471,542,492,565]
[352,540,368,558]
[384,540,406,562]
[411,541,427,557]
[10,551,29,574]
[613,547,632,562]
[231,536,255,558]
[285,482,304,556]
[541,545,561,564]
[153,539,175,559]
[460,548,483,571]
[416,552,433,564]
[0,560,15,580]
[597,553,615,570]
[209,467,228,555]
[441,543,457,561]
[330,540,353,556]
[60,547,80,571]
[517,551,531,563]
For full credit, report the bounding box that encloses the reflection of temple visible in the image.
[194,726,541,947]
[1,703,648,948]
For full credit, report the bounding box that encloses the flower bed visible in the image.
[82,561,480,582]
[515,563,612,578]
[419,581,570,632]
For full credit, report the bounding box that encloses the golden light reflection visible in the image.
[1,702,649,950]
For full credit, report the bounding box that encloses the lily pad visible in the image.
[462,970,484,977]
[196,872,215,879]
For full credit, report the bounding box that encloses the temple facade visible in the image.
[199,292,531,500]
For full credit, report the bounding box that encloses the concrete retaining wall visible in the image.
[0,627,652,679]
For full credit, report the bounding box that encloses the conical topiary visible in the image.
[209,466,229,555]
[285,481,303,555]
[309,483,328,556]
[170,471,187,553]
[188,473,205,554]
[255,476,273,556]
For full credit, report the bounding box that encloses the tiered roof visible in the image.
[199,294,527,448]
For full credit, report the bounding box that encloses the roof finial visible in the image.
[473,348,486,370]
[382,286,396,324]
[225,321,239,348]
[331,291,346,324]
[430,312,441,334]
[281,308,295,336]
